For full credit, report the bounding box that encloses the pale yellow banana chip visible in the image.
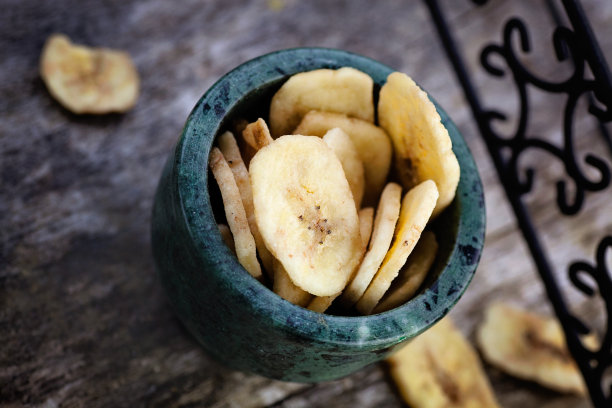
[218,131,274,277]
[40,34,139,114]
[378,72,459,217]
[340,183,401,307]
[358,207,375,252]
[323,128,365,209]
[250,135,361,296]
[476,303,596,395]
[387,318,500,408]
[308,207,374,313]
[209,148,262,279]
[373,231,438,313]
[273,260,312,307]
[293,110,391,205]
[218,224,235,255]
[356,180,438,314]
[269,68,374,137]
[242,118,274,150]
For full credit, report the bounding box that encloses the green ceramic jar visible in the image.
[151,48,485,382]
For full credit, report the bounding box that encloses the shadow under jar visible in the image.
[151,48,485,382]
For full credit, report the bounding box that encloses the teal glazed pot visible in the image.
[151,48,485,382]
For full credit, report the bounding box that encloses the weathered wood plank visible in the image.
[1,0,610,407]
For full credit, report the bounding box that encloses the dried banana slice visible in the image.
[242,118,274,150]
[373,231,438,313]
[378,72,459,217]
[250,135,362,296]
[269,68,374,137]
[340,183,402,307]
[218,224,235,255]
[40,34,139,114]
[356,180,438,314]
[218,131,274,276]
[323,128,365,209]
[273,260,312,307]
[209,147,262,279]
[307,207,375,313]
[358,207,375,252]
[293,110,391,205]
[387,318,500,408]
[476,302,596,395]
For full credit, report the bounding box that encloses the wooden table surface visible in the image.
[2,0,611,407]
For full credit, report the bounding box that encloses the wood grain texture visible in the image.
[1,0,611,406]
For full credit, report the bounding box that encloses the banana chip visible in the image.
[40,34,139,114]
[340,183,401,307]
[356,180,438,314]
[218,224,235,254]
[378,72,459,217]
[269,68,374,137]
[476,303,595,395]
[209,148,262,279]
[242,118,274,150]
[308,207,375,313]
[294,110,392,205]
[218,131,274,276]
[323,128,365,209]
[373,231,438,313]
[250,135,361,296]
[273,260,312,307]
[358,207,375,252]
[387,318,500,408]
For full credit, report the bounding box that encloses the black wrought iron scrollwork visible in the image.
[424,0,612,405]
[478,17,611,215]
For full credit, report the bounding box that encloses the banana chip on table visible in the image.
[269,67,374,137]
[250,135,362,297]
[378,72,459,217]
[356,180,438,315]
[341,183,402,308]
[387,318,500,408]
[294,110,392,205]
[209,148,262,279]
[40,34,139,114]
[373,230,438,313]
[476,302,597,395]
[323,128,365,209]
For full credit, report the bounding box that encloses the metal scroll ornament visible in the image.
[424,0,612,405]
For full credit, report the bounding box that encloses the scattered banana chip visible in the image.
[293,110,392,205]
[356,180,438,315]
[378,72,459,217]
[242,118,274,150]
[476,303,596,395]
[308,207,375,313]
[218,131,274,276]
[387,318,500,408]
[269,68,374,137]
[250,135,362,296]
[273,260,312,307]
[209,148,262,279]
[373,231,438,313]
[323,128,365,208]
[40,34,139,114]
[341,183,402,307]
[218,224,235,254]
